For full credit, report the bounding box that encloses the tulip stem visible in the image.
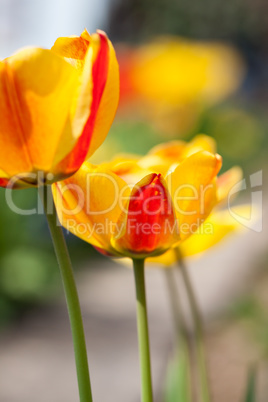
[176,249,211,402]
[133,258,153,402]
[39,186,93,402]
[164,268,194,401]
[163,268,189,341]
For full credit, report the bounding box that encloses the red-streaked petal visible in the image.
[112,173,179,258]
[55,31,119,175]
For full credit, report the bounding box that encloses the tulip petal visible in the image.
[102,153,140,173]
[179,207,244,257]
[136,135,216,176]
[101,154,145,185]
[95,153,154,186]
[52,31,106,174]
[183,134,216,157]
[137,141,186,178]
[85,31,119,158]
[51,31,90,70]
[112,173,180,258]
[0,169,10,188]
[53,31,119,175]
[0,168,38,189]
[146,140,186,162]
[0,47,84,179]
[147,248,177,267]
[166,151,222,240]
[52,162,129,253]
[217,166,243,204]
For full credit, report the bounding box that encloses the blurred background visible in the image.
[0,0,267,401]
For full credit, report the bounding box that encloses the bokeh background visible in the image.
[0,0,267,401]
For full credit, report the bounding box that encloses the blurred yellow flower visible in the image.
[118,37,245,135]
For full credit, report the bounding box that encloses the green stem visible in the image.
[175,249,211,402]
[163,268,188,342]
[133,258,153,402]
[164,268,195,402]
[40,186,92,402]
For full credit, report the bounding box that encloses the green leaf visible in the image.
[164,340,191,402]
[243,367,257,402]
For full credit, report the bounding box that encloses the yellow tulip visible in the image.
[118,37,245,135]
[52,135,222,259]
[0,29,119,188]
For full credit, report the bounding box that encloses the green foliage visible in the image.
[229,293,268,359]
[243,367,257,402]
[197,103,268,173]
[107,120,161,155]
[0,248,59,301]
[164,341,191,402]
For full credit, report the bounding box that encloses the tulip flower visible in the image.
[118,37,245,135]
[52,135,222,259]
[0,29,119,188]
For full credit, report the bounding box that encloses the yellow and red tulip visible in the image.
[0,29,119,188]
[108,138,244,266]
[52,135,222,259]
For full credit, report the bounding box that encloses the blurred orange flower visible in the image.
[0,30,119,188]
[117,37,245,135]
[52,135,222,259]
